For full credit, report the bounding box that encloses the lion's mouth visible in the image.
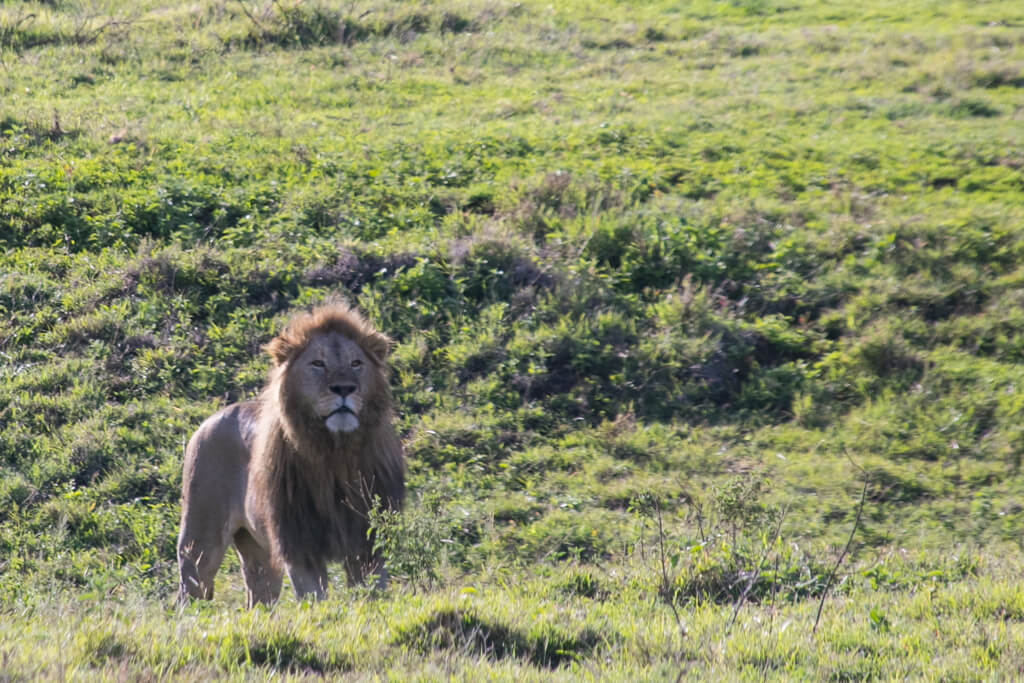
[324,404,359,433]
[327,405,354,418]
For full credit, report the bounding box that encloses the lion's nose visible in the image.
[330,383,357,397]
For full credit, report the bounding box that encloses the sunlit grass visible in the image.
[1,0,1023,677]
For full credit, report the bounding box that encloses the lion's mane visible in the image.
[251,304,404,576]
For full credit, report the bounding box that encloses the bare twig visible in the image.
[1,10,36,67]
[0,9,37,41]
[638,512,646,562]
[653,498,687,641]
[51,110,64,138]
[236,0,267,38]
[650,497,689,683]
[758,550,783,680]
[270,0,294,26]
[69,11,140,46]
[725,503,789,634]
[767,551,780,639]
[6,10,37,35]
[812,451,868,637]
[685,495,707,544]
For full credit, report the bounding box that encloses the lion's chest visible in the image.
[272,455,374,565]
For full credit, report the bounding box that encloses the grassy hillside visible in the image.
[2,0,1024,677]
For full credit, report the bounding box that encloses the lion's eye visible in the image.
[351,359,363,369]
[311,359,325,368]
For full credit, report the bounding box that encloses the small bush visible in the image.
[633,476,832,606]
[243,2,346,48]
[369,488,484,585]
[556,570,610,600]
[947,97,1000,119]
[850,320,925,387]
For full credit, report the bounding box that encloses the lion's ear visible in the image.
[364,332,392,364]
[264,335,296,367]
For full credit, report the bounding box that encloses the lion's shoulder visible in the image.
[190,401,261,448]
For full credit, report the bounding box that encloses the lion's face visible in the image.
[288,331,376,433]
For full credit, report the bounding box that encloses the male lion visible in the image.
[177,303,404,607]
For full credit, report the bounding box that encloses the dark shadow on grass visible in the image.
[394,607,602,669]
[239,633,350,675]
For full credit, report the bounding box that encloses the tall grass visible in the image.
[1,0,1024,676]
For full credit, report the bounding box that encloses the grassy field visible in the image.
[2,0,1024,678]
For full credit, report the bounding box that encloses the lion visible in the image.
[176,303,404,607]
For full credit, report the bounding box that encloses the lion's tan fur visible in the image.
[177,303,404,606]
[252,305,403,574]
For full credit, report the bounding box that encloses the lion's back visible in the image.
[181,401,261,531]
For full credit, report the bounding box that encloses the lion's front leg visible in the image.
[286,562,328,601]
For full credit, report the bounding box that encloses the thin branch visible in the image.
[759,550,782,680]
[638,513,646,562]
[68,10,141,46]
[685,495,707,544]
[767,551,780,639]
[78,19,136,44]
[812,451,868,638]
[653,498,687,641]
[725,503,789,633]
[0,8,38,58]
[236,0,267,38]
[9,11,37,33]
[270,0,293,24]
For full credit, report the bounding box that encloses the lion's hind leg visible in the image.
[177,529,228,604]
[233,529,282,608]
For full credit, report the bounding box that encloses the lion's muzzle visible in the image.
[324,400,359,433]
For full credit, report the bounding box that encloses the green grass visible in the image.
[2,0,1024,677]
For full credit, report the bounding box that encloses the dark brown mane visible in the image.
[177,301,405,607]
[252,303,404,580]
